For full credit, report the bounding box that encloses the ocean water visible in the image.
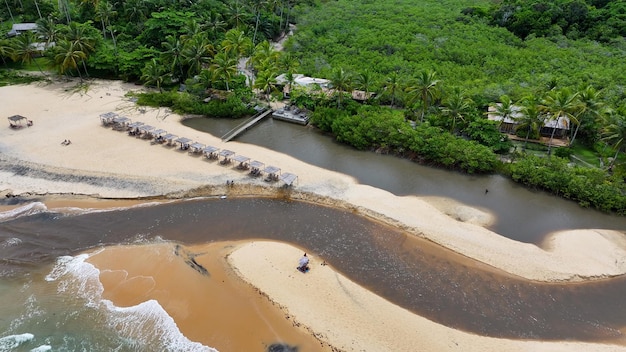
[1,198,626,351]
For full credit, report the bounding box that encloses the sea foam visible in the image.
[46,251,217,351]
[0,333,34,350]
[0,202,48,222]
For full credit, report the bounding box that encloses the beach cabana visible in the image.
[138,125,155,139]
[150,129,167,144]
[112,116,131,130]
[263,165,281,182]
[127,121,144,135]
[189,142,205,154]
[7,115,27,128]
[175,137,192,150]
[280,172,298,187]
[249,160,264,177]
[99,112,118,126]
[203,146,220,159]
[233,155,251,170]
[219,149,235,164]
[163,133,178,145]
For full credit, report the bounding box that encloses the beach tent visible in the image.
[280,172,298,186]
[7,115,27,127]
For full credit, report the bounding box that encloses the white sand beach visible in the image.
[1,79,626,351]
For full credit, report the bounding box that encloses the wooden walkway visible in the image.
[221,109,272,142]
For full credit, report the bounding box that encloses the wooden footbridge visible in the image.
[221,108,273,142]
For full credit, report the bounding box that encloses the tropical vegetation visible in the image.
[1,0,625,213]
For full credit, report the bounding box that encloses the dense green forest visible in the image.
[1,0,625,213]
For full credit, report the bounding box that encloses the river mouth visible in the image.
[2,197,626,344]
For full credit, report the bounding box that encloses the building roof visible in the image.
[12,23,38,31]
[487,105,570,130]
[276,74,330,88]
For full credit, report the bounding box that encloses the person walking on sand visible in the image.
[297,253,309,272]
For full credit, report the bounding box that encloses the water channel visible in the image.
[183,116,626,244]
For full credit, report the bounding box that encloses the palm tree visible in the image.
[250,40,278,71]
[250,0,268,45]
[62,22,96,77]
[53,40,87,79]
[540,88,581,156]
[571,85,604,146]
[489,95,514,132]
[209,52,238,91]
[600,111,626,169]
[440,87,472,133]
[0,39,13,65]
[221,29,252,60]
[383,71,401,108]
[227,0,251,30]
[278,51,299,73]
[161,35,186,82]
[141,58,167,92]
[205,11,226,40]
[94,0,116,40]
[406,70,439,123]
[58,0,72,23]
[37,16,60,49]
[182,35,214,77]
[4,0,15,23]
[329,67,352,108]
[181,20,203,42]
[254,67,278,103]
[355,70,376,103]
[516,95,545,150]
[11,31,45,74]
[123,0,148,25]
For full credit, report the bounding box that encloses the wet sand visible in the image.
[87,241,331,351]
[2,79,626,351]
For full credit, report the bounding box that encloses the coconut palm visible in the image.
[278,51,299,73]
[161,35,186,82]
[489,95,514,132]
[209,52,238,91]
[250,0,268,45]
[0,39,13,65]
[53,40,87,79]
[221,29,252,60]
[254,67,278,103]
[516,95,545,150]
[329,67,352,108]
[540,88,581,156]
[250,40,278,72]
[11,31,45,74]
[94,0,116,40]
[141,58,167,92]
[440,87,472,133]
[37,16,60,48]
[123,0,148,25]
[227,0,252,30]
[181,20,203,42]
[355,69,376,103]
[205,11,226,39]
[62,22,96,77]
[182,35,214,77]
[382,71,401,108]
[600,111,626,169]
[405,70,439,123]
[571,85,604,146]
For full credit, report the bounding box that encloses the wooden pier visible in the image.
[221,109,273,142]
